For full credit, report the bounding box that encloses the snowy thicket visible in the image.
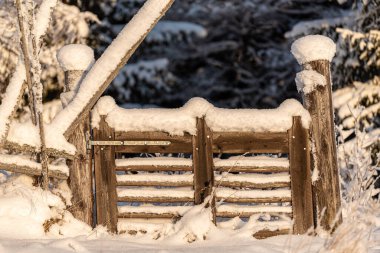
[82,0,349,108]
[0,1,96,101]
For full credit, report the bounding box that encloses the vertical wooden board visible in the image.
[289,116,314,234]
[93,116,118,233]
[67,116,93,226]
[303,60,342,231]
[193,117,213,205]
[203,120,216,223]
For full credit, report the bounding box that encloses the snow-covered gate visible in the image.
[90,97,314,238]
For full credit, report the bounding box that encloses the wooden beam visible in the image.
[115,165,192,172]
[217,211,292,218]
[302,60,342,231]
[93,117,118,233]
[214,166,289,173]
[253,229,291,239]
[3,140,75,160]
[289,116,314,234]
[215,196,292,203]
[217,181,290,189]
[118,212,181,219]
[113,132,193,153]
[63,0,175,139]
[212,132,289,153]
[118,196,194,203]
[0,161,68,180]
[193,117,213,205]
[116,181,193,187]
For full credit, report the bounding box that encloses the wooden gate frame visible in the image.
[92,115,314,235]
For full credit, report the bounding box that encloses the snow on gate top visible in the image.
[92,96,311,136]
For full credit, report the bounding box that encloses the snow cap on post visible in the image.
[291,35,336,65]
[57,44,95,71]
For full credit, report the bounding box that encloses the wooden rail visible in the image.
[92,115,314,236]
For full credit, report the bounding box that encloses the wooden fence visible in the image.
[92,114,313,238]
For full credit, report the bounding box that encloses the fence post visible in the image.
[291,35,342,231]
[57,44,95,226]
[193,117,214,205]
[93,116,118,233]
[289,116,314,234]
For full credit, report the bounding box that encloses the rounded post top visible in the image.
[57,44,95,71]
[291,35,336,65]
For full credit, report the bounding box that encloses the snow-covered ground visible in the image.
[0,173,377,253]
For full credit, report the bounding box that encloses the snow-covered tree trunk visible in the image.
[291,35,342,232]
[57,44,95,226]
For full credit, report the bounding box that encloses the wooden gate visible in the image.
[92,113,313,238]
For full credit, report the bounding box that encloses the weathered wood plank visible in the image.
[216,211,292,218]
[115,144,192,154]
[3,141,75,160]
[302,60,342,231]
[215,166,289,173]
[253,229,291,239]
[215,196,292,203]
[115,131,193,142]
[117,180,193,187]
[193,117,213,204]
[67,116,93,226]
[93,117,118,233]
[0,161,68,180]
[212,132,289,153]
[289,116,314,234]
[217,181,290,189]
[118,212,181,219]
[115,165,192,172]
[118,196,194,203]
[113,132,193,153]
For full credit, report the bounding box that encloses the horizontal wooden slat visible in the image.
[117,188,194,203]
[0,162,68,180]
[3,141,75,160]
[112,132,193,153]
[212,132,289,153]
[118,205,191,219]
[216,196,292,203]
[116,173,193,187]
[118,196,193,203]
[118,212,179,219]
[216,211,292,218]
[215,166,289,173]
[117,181,193,187]
[115,145,192,154]
[215,173,290,189]
[116,165,193,172]
[253,229,291,239]
[217,181,290,188]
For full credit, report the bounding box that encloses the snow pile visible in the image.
[57,44,94,71]
[295,70,327,94]
[291,35,336,64]
[92,96,311,135]
[91,96,204,135]
[206,99,311,132]
[0,175,91,239]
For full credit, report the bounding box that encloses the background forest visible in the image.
[0,0,378,168]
